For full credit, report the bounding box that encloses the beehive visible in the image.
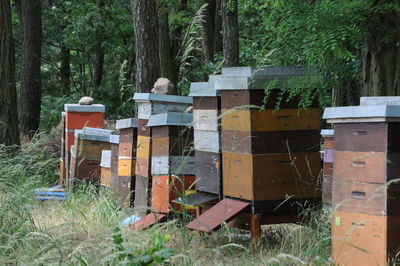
[323,97,400,265]
[133,93,192,210]
[68,127,112,184]
[190,80,223,196]
[215,66,321,213]
[147,112,195,214]
[100,150,111,187]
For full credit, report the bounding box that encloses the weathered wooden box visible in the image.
[194,151,222,195]
[100,150,111,187]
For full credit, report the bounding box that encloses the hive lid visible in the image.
[146,112,192,127]
[109,134,120,144]
[83,127,113,136]
[100,150,111,168]
[360,97,400,106]
[74,127,113,142]
[321,129,334,137]
[133,93,193,104]
[215,66,315,91]
[189,81,220,97]
[64,104,105,113]
[323,105,400,123]
[116,118,138,129]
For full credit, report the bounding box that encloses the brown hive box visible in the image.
[222,152,321,201]
[332,211,400,266]
[195,151,222,195]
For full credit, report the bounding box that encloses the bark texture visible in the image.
[0,0,20,145]
[19,0,42,137]
[92,0,105,87]
[221,0,239,67]
[361,6,400,96]
[158,4,175,86]
[132,0,160,92]
[60,45,70,95]
[201,0,216,62]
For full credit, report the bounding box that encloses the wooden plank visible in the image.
[65,112,104,130]
[186,198,250,233]
[118,158,135,176]
[333,180,400,216]
[333,151,400,183]
[332,211,400,266]
[152,137,189,157]
[119,128,137,144]
[221,130,320,154]
[118,142,135,157]
[223,152,321,201]
[138,119,151,137]
[129,213,167,230]
[101,167,111,187]
[195,151,222,195]
[221,108,320,132]
[323,162,333,177]
[324,137,335,149]
[136,135,151,159]
[135,158,151,177]
[193,97,220,110]
[134,175,152,211]
[111,176,132,208]
[151,156,196,175]
[193,110,219,131]
[194,130,220,153]
[322,176,332,206]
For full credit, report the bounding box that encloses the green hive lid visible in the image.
[146,112,192,127]
[64,104,105,113]
[133,93,192,104]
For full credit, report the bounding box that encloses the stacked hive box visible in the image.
[189,78,223,198]
[60,112,67,185]
[215,66,321,214]
[323,97,400,265]
[115,118,138,207]
[133,93,192,211]
[321,129,334,207]
[100,150,112,187]
[147,112,195,214]
[64,104,105,180]
[69,127,113,184]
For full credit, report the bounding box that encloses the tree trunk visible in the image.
[201,0,216,63]
[0,0,20,146]
[361,2,400,96]
[132,0,160,93]
[158,3,175,87]
[19,0,42,137]
[221,0,239,67]
[60,45,70,95]
[214,0,223,54]
[92,0,105,88]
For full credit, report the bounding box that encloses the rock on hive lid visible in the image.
[146,112,192,127]
[116,118,138,129]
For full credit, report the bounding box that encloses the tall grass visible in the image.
[0,132,332,265]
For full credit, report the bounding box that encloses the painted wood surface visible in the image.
[333,180,400,216]
[223,152,321,201]
[324,148,334,163]
[134,175,152,211]
[324,137,335,149]
[193,110,219,131]
[195,151,222,195]
[333,151,400,183]
[118,142,135,157]
[221,130,320,154]
[151,175,195,213]
[194,130,220,152]
[138,119,151,136]
[151,156,196,175]
[118,159,136,176]
[322,176,332,206]
[135,158,151,178]
[332,211,400,266]
[111,176,132,209]
[323,162,333,177]
[130,213,166,230]
[136,136,151,159]
[119,128,137,144]
[65,112,104,130]
[74,139,111,160]
[101,167,111,187]
[152,137,187,157]
[221,108,320,132]
[334,122,400,152]
[193,97,220,110]
[137,102,191,120]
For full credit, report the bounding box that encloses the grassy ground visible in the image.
[0,133,332,265]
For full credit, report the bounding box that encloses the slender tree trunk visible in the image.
[132,0,160,92]
[92,0,105,88]
[361,1,400,96]
[214,0,223,54]
[60,45,70,95]
[158,3,175,86]
[201,0,216,63]
[221,0,239,67]
[19,0,42,137]
[0,0,20,145]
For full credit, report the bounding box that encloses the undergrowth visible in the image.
[0,132,332,265]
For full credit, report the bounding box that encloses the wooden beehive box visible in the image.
[147,112,195,213]
[321,129,334,206]
[215,66,321,213]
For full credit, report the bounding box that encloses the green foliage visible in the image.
[113,227,174,265]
